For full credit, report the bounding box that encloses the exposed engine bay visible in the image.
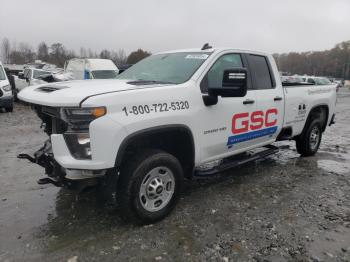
[17,105,104,189]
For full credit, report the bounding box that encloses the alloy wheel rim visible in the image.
[309,126,320,150]
[139,166,175,212]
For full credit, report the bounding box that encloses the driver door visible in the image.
[198,53,257,163]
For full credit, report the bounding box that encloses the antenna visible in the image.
[201,43,212,50]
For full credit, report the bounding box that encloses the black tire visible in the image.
[116,149,183,224]
[296,119,322,156]
[5,106,13,113]
[95,169,118,204]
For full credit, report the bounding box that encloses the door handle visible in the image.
[274,96,283,101]
[243,99,255,105]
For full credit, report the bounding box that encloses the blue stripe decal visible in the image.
[227,126,277,146]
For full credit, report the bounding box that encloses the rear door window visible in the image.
[247,55,274,89]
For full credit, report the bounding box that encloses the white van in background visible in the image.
[0,62,14,112]
[64,59,119,80]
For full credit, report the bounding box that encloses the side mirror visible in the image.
[208,68,248,97]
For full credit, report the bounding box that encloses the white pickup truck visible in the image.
[18,45,336,223]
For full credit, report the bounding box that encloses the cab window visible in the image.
[247,54,274,89]
[201,53,243,93]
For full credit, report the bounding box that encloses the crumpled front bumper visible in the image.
[18,114,127,187]
[18,139,106,187]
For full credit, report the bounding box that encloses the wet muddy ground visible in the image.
[0,89,350,262]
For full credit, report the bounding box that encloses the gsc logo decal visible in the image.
[227,108,278,147]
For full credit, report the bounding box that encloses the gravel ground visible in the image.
[0,89,350,262]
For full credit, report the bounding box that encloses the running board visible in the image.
[194,145,279,177]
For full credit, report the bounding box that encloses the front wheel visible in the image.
[116,149,184,224]
[296,119,322,156]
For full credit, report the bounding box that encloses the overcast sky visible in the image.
[1,0,350,55]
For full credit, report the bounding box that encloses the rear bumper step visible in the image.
[194,145,279,177]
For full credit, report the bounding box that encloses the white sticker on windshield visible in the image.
[185,54,209,60]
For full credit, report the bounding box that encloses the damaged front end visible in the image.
[18,105,106,189]
[18,140,64,186]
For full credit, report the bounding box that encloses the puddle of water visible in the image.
[317,159,350,175]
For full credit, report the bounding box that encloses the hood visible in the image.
[18,79,166,107]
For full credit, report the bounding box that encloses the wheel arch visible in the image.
[115,124,196,178]
[304,104,329,133]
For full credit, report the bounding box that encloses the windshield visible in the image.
[92,70,118,79]
[117,52,211,84]
[0,65,6,80]
[33,70,51,79]
[315,78,331,85]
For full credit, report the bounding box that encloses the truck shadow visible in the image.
[46,147,318,224]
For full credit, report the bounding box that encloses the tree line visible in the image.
[273,40,350,79]
[2,37,349,79]
[0,38,151,67]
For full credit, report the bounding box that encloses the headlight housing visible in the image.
[2,85,11,92]
[62,107,106,159]
[63,107,106,132]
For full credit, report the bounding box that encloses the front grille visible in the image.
[41,106,61,118]
[34,106,68,135]
[0,89,3,97]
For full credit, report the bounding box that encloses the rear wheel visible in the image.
[296,119,322,156]
[116,149,184,224]
[5,106,13,113]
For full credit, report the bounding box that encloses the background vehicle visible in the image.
[64,58,119,80]
[0,62,14,112]
[303,76,332,85]
[281,75,308,84]
[18,47,337,223]
[14,68,52,97]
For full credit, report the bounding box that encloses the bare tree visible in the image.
[37,42,49,61]
[1,38,11,63]
[49,43,66,67]
[18,42,36,63]
[113,49,127,65]
[88,48,95,58]
[80,47,87,58]
[100,49,111,59]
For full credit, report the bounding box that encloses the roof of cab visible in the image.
[157,47,269,57]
